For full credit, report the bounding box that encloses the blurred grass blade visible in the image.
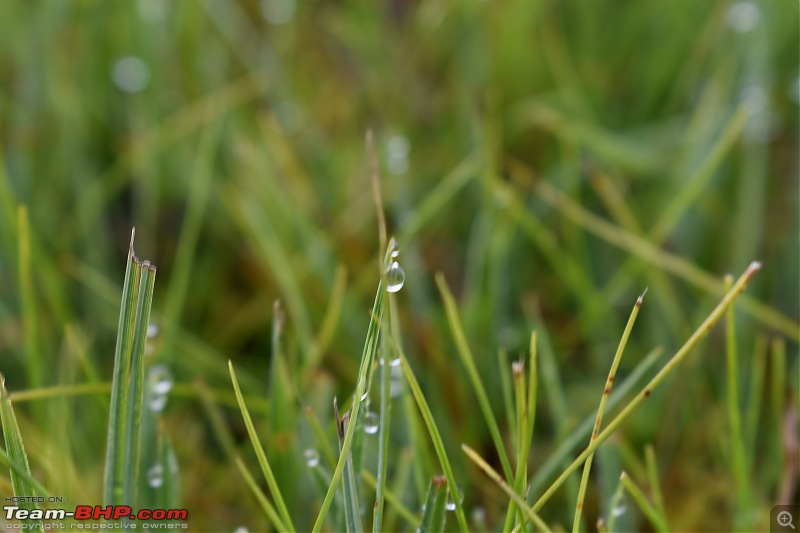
[532,262,762,513]
[573,293,643,531]
[104,229,157,506]
[373,318,392,532]
[397,342,469,532]
[436,273,514,482]
[418,475,448,533]
[644,444,667,524]
[461,444,550,532]
[528,346,663,497]
[235,456,287,532]
[362,470,420,527]
[229,361,296,532]
[619,471,670,532]
[0,375,37,506]
[335,405,362,533]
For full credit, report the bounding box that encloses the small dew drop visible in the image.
[233,527,249,533]
[385,261,406,293]
[360,391,369,402]
[471,506,486,525]
[304,449,320,468]
[446,486,464,512]
[445,501,456,512]
[612,504,627,517]
[147,323,159,339]
[363,411,379,435]
[727,2,760,33]
[386,135,411,176]
[147,464,163,488]
[261,0,296,25]
[390,241,400,259]
[112,56,151,93]
[148,365,173,412]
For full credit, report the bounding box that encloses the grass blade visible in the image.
[235,456,287,532]
[436,273,514,482]
[0,375,37,507]
[397,342,470,532]
[528,346,662,497]
[573,293,643,531]
[619,471,670,532]
[335,403,362,533]
[462,444,551,533]
[532,262,761,513]
[229,361,296,532]
[104,229,157,506]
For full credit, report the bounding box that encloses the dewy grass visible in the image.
[0,373,38,509]
[531,261,762,514]
[104,229,157,507]
[573,292,643,531]
[436,273,514,483]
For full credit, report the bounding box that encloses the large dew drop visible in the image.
[363,411,379,435]
[385,261,405,293]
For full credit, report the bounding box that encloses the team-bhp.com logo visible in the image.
[3,503,188,530]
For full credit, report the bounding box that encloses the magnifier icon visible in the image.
[778,511,795,529]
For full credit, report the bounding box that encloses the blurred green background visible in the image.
[0,0,797,531]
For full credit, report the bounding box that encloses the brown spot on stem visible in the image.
[603,388,610,394]
[644,389,651,397]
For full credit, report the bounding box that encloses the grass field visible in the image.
[0,1,798,531]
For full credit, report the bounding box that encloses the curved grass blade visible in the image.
[235,456,287,532]
[229,361,296,532]
[573,293,643,531]
[396,342,469,532]
[436,273,514,483]
[619,471,670,532]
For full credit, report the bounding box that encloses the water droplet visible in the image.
[137,0,169,24]
[363,411,379,435]
[390,358,401,367]
[446,486,464,512]
[612,504,627,517]
[304,449,320,468]
[386,135,411,176]
[148,365,173,412]
[260,0,296,25]
[471,506,486,526]
[147,464,163,488]
[112,56,150,93]
[385,261,405,293]
[360,391,369,402]
[390,241,400,259]
[147,323,159,339]
[727,2,760,33]
[233,527,249,533]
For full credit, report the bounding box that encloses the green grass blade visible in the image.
[462,444,551,533]
[17,206,43,394]
[528,346,663,497]
[373,315,392,532]
[104,229,143,506]
[397,342,469,532]
[229,361,296,532]
[498,349,517,448]
[311,241,392,532]
[619,471,670,532]
[235,456,287,532]
[532,262,761,513]
[724,274,750,529]
[644,444,667,524]
[436,273,514,483]
[0,446,50,498]
[337,412,362,533]
[573,294,643,531]
[0,375,37,506]
[361,470,420,527]
[122,260,156,505]
[418,477,441,533]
